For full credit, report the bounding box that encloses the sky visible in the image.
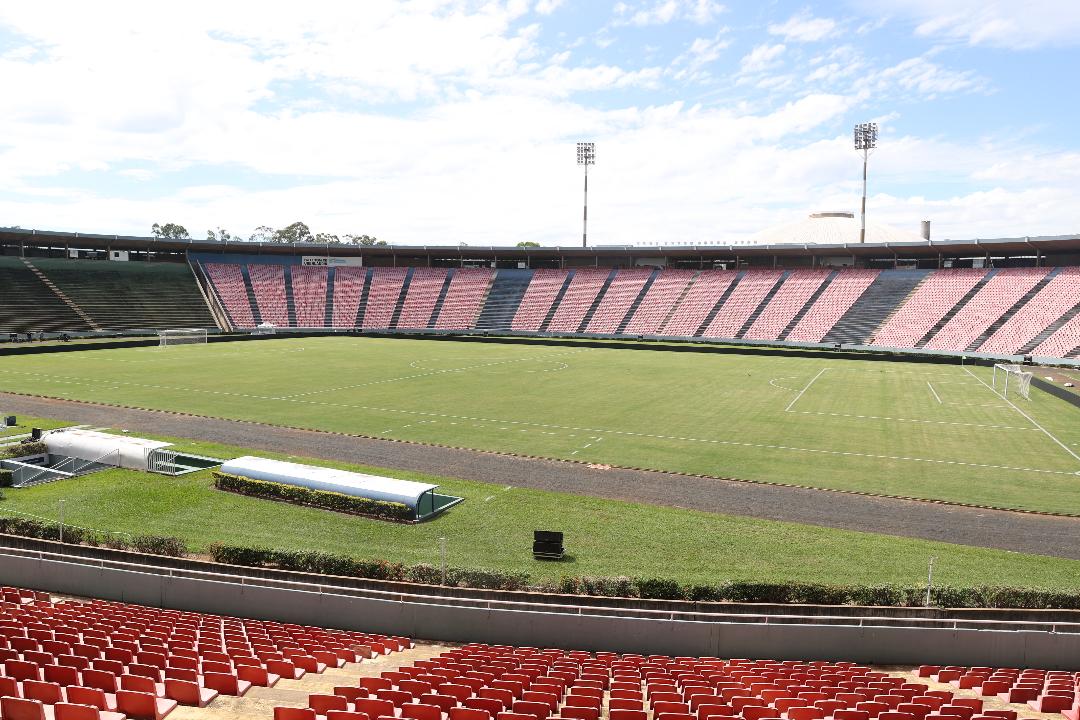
[0,0,1078,246]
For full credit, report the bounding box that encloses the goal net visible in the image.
[158,328,207,347]
[992,363,1033,400]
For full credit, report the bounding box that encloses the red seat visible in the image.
[1,697,48,720]
[362,679,395,693]
[116,689,178,720]
[325,712,371,720]
[274,709,318,720]
[402,704,443,720]
[611,699,645,711]
[202,671,251,697]
[560,707,600,720]
[65,686,118,713]
[54,703,126,720]
[356,698,397,718]
[611,711,649,720]
[512,701,549,720]
[451,708,494,720]
[164,678,218,708]
[267,659,306,680]
[465,697,504,714]
[121,674,165,699]
[5,659,42,682]
[334,688,370,704]
[421,694,459,713]
[377,690,415,708]
[310,694,350,715]
[237,665,280,688]
[43,666,81,688]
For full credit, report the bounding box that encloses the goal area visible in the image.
[992,363,1033,400]
[158,328,207,347]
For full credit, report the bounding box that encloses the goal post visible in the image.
[158,328,207,348]
[992,363,1033,400]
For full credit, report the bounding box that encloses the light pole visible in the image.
[854,122,878,244]
[576,142,595,247]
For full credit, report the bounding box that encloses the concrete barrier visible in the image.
[3,551,1079,668]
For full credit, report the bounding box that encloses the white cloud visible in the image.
[863,0,1080,49]
[870,56,989,97]
[534,0,566,14]
[738,43,786,73]
[614,0,725,27]
[768,12,839,42]
[669,33,730,81]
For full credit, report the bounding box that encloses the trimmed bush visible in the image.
[0,441,46,461]
[0,469,12,488]
[212,471,413,522]
[0,515,184,557]
[130,535,187,557]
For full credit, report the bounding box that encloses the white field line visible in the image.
[785,367,828,412]
[1,367,1072,478]
[788,410,1032,431]
[927,381,942,404]
[963,366,1080,465]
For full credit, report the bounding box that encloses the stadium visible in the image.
[1,2,1080,719]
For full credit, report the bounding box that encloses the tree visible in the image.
[206,227,232,242]
[272,221,313,244]
[516,241,540,247]
[314,232,341,244]
[151,223,189,239]
[249,225,275,243]
[344,234,386,246]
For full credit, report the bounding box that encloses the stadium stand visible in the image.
[584,268,654,334]
[922,268,1049,352]
[978,267,1080,355]
[0,257,91,334]
[743,269,832,341]
[660,270,738,337]
[0,585,409,720]
[434,268,494,330]
[332,267,368,329]
[290,266,328,328]
[203,263,256,329]
[362,268,409,329]
[621,269,697,335]
[511,270,570,332]
[397,268,450,329]
[248,264,290,328]
[702,269,785,339]
[785,269,879,343]
[870,269,988,348]
[545,268,614,333]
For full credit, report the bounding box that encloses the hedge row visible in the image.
[0,441,46,461]
[0,469,12,488]
[212,471,413,522]
[205,542,1080,608]
[0,516,187,557]
[207,543,530,591]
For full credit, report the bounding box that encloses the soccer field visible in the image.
[1,336,1078,514]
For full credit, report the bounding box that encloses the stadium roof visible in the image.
[3,225,1080,261]
[745,212,924,246]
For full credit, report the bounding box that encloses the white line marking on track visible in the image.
[927,381,942,404]
[785,368,828,412]
[963,366,1080,465]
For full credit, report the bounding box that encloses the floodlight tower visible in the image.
[854,122,878,244]
[577,142,595,247]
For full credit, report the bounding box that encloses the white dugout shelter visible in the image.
[42,429,221,475]
[220,456,463,520]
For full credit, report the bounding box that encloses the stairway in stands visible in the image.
[0,257,92,334]
[474,270,534,331]
[615,268,660,334]
[538,271,576,332]
[915,269,997,348]
[283,266,298,327]
[354,268,374,327]
[427,269,457,328]
[21,260,100,330]
[735,271,791,338]
[778,270,838,341]
[240,266,262,325]
[693,271,744,336]
[966,267,1060,352]
[388,267,415,329]
[576,269,619,332]
[324,267,336,327]
[823,269,929,345]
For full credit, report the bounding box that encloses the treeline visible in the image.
[151,221,385,246]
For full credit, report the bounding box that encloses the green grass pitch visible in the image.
[1,336,1078,514]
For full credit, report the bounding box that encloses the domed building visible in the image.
[744,211,925,245]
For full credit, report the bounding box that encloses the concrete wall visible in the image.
[3,552,1078,668]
